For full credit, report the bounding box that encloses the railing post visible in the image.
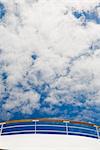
[35,121,37,134]
[95,125,100,139]
[63,121,70,135]
[0,123,4,135]
[32,120,39,134]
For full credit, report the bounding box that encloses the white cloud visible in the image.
[2,90,40,114]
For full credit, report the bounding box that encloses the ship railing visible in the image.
[0,118,100,139]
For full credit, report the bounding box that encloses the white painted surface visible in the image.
[0,134,100,150]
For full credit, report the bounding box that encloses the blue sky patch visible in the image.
[0,3,6,20]
[73,9,100,24]
[2,72,8,80]
[31,53,38,61]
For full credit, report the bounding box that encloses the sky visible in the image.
[0,0,100,125]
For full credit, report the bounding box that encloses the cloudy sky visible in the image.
[0,0,100,125]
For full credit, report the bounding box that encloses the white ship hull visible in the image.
[0,134,100,150]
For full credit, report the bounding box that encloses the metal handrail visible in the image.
[3,124,34,129]
[1,129,98,137]
[0,118,100,139]
[68,126,96,132]
[3,124,96,133]
[0,118,99,127]
[2,130,35,135]
[3,124,65,129]
[3,124,96,132]
[68,131,98,137]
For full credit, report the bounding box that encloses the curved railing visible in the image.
[0,118,100,139]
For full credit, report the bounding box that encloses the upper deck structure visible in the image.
[0,118,100,150]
